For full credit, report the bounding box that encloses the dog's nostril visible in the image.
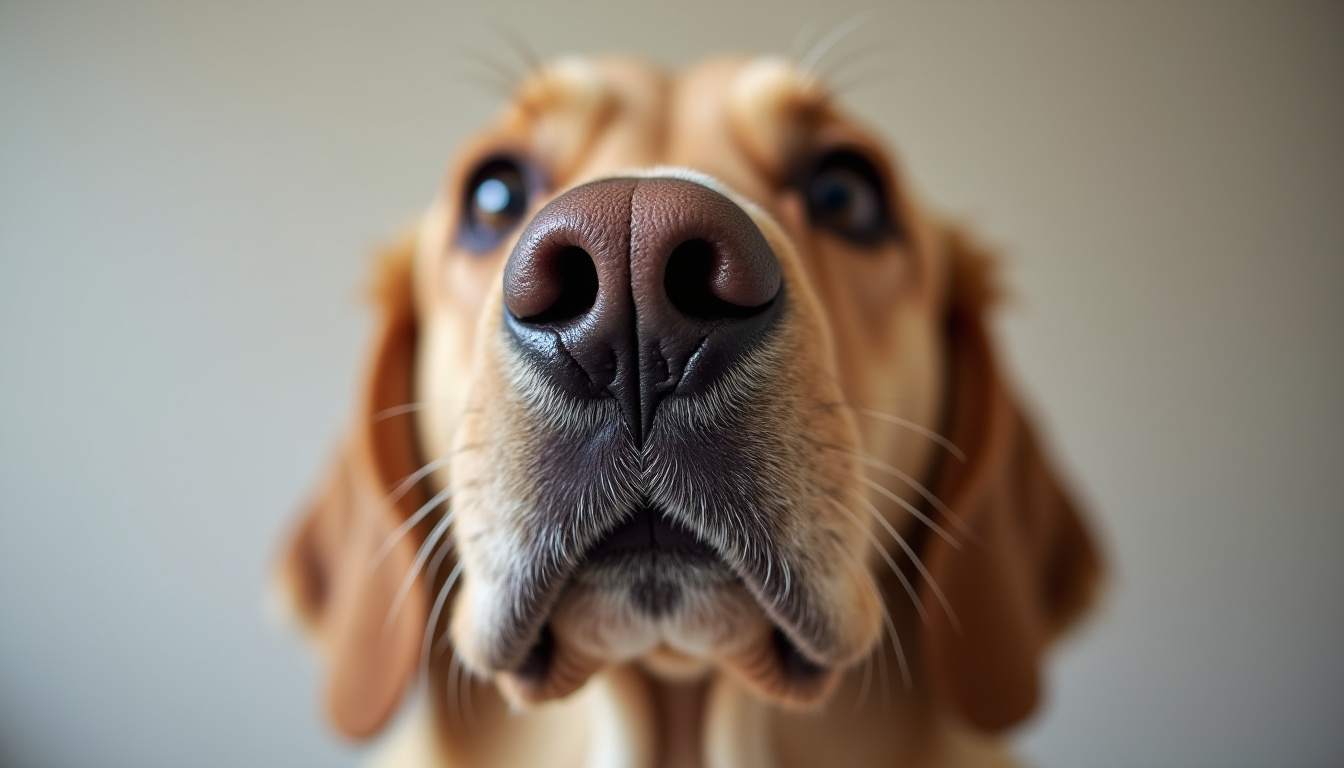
[664,239,774,321]
[513,246,599,324]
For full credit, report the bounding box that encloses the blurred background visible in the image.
[2,1,1341,766]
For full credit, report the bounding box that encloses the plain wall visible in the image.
[2,1,1341,765]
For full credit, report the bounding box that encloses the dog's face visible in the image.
[417,56,943,706]
[279,55,1101,749]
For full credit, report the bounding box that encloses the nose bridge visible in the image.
[503,175,782,444]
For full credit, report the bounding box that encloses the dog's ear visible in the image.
[918,227,1104,732]
[275,235,433,738]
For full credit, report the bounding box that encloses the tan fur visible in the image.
[277,55,1104,768]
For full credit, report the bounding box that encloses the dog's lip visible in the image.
[498,504,837,702]
[580,503,719,563]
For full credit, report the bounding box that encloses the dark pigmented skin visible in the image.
[503,177,784,444]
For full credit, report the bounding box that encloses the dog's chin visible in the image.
[494,507,842,709]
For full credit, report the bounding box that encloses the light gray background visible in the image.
[2,1,1341,766]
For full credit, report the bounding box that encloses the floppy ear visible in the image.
[917,227,1104,732]
[275,235,436,738]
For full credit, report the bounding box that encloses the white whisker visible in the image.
[828,498,928,627]
[491,24,543,85]
[836,546,884,711]
[386,509,457,631]
[861,476,961,551]
[843,540,911,696]
[386,455,451,504]
[447,650,464,724]
[848,488,961,633]
[789,20,819,61]
[873,581,912,691]
[369,440,486,572]
[850,406,967,463]
[815,442,978,542]
[420,560,464,688]
[373,402,431,422]
[460,46,526,91]
[370,483,454,570]
[798,12,877,80]
[855,647,874,711]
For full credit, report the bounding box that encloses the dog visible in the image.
[275,55,1104,768]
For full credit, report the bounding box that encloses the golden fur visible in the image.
[277,55,1103,768]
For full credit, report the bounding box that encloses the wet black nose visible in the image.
[502,176,784,442]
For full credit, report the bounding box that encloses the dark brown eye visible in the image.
[460,157,531,252]
[804,150,894,246]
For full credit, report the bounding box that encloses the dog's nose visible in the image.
[503,176,784,442]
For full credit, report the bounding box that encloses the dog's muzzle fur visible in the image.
[449,172,879,705]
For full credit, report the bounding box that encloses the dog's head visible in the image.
[277,56,1101,744]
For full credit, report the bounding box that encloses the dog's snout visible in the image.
[503,176,783,440]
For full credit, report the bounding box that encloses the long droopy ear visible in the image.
[918,227,1104,732]
[275,235,433,738]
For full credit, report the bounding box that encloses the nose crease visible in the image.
[551,331,601,393]
[502,176,784,444]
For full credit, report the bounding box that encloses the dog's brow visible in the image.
[510,58,619,175]
[732,57,819,110]
[514,61,609,117]
[727,57,829,180]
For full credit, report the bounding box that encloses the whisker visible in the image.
[432,597,459,656]
[459,47,526,90]
[828,498,929,627]
[798,11,876,80]
[842,540,911,696]
[373,441,492,570]
[815,38,892,86]
[847,406,967,463]
[386,509,457,631]
[855,646,874,711]
[419,560,465,688]
[848,488,961,633]
[384,441,484,505]
[837,545,883,711]
[450,68,519,100]
[873,581,913,690]
[861,476,961,551]
[812,441,978,542]
[369,484,453,571]
[490,24,543,84]
[425,533,455,589]
[460,650,477,725]
[386,454,451,504]
[374,397,483,423]
[374,402,432,422]
[788,20,820,62]
[473,70,523,98]
[874,598,890,710]
[447,650,465,725]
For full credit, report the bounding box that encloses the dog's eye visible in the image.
[461,157,530,252]
[804,151,893,245]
